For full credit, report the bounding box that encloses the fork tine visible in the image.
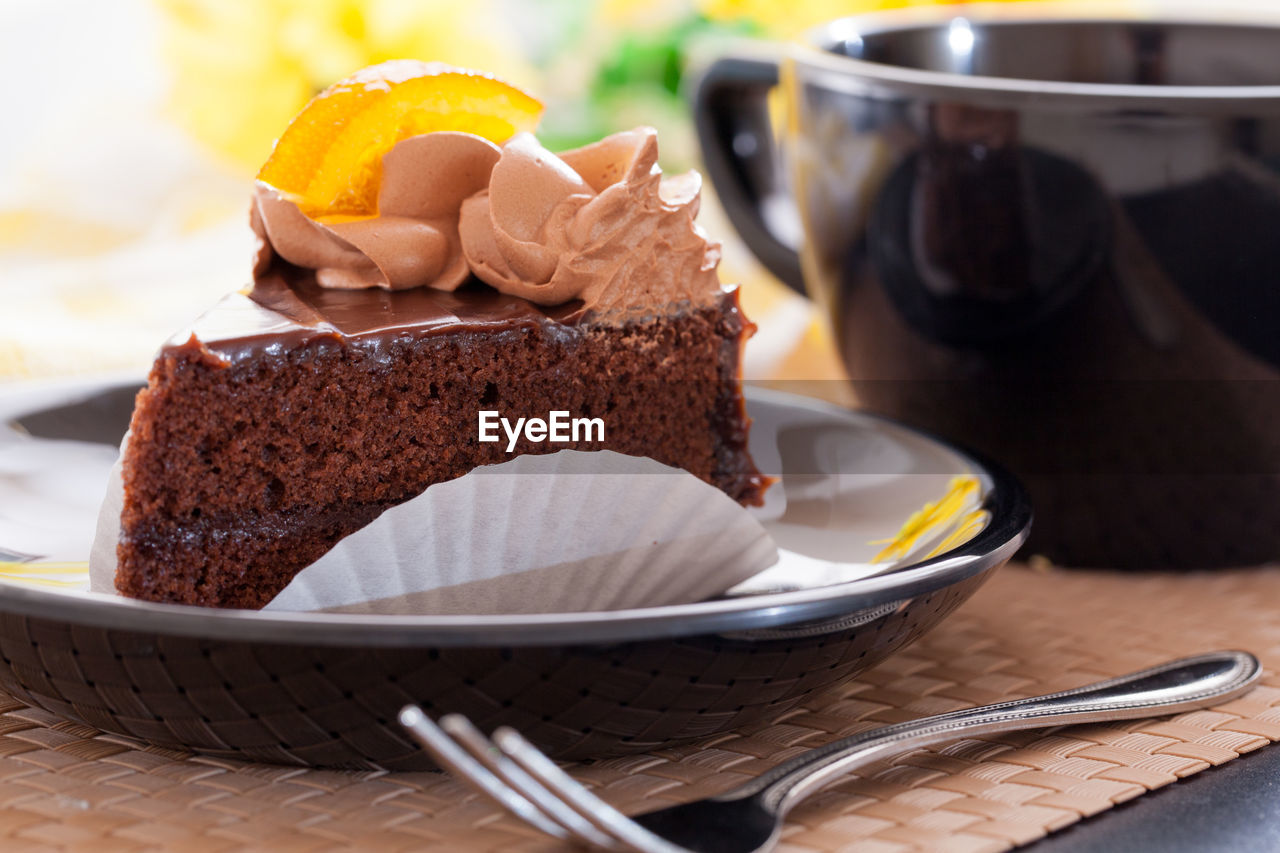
[398,706,570,842]
[440,715,620,850]
[493,726,688,853]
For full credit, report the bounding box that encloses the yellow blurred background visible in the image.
[0,0,1067,384]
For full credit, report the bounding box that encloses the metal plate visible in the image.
[0,380,1030,767]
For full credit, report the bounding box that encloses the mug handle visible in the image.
[693,53,806,294]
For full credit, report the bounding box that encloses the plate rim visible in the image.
[0,382,1032,646]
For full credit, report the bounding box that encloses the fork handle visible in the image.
[735,650,1260,816]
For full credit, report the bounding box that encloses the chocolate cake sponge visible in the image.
[117,272,767,609]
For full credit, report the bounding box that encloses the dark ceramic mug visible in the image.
[695,6,1280,569]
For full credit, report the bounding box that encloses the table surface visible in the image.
[0,564,1276,852]
[1032,742,1280,852]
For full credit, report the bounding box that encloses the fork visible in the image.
[399,650,1259,853]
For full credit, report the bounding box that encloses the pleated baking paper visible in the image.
[91,449,779,613]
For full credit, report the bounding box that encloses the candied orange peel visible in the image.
[256,60,543,218]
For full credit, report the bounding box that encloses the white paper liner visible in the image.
[88,435,127,594]
[90,449,780,613]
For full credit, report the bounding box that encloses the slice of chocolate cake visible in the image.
[113,86,767,608]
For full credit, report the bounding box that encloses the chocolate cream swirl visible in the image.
[252,127,723,316]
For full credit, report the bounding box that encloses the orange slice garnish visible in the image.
[257,60,543,218]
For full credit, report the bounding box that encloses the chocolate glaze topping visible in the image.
[164,269,587,367]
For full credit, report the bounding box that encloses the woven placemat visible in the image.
[0,562,1278,853]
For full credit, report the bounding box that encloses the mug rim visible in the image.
[799,0,1280,105]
